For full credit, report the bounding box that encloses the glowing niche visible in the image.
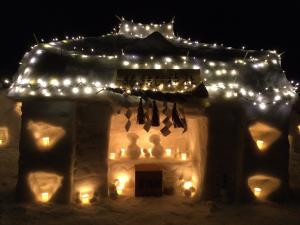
[28,172,63,203]
[27,120,65,150]
[247,174,281,200]
[248,122,281,151]
[0,127,9,147]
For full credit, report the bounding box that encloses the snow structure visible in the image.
[1,18,298,204]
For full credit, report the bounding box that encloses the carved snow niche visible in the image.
[247,174,281,200]
[27,120,65,150]
[0,127,8,147]
[248,122,281,151]
[108,111,208,198]
[28,172,63,203]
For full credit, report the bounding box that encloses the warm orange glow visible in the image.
[248,174,281,200]
[165,148,172,157]
[183,181,193,190]
[27,121,65,150]
[114,175,129,195]
[41,192,49,202]
[120,148,126,158]
[256,140,264,150]
[80,193,90,204]
[254,187,262,197]
[42,137,50,146]
[28,172,63,202]
[298,125,300,133]
[109,152,116,160]
[0,127,8,147]
[248,122,281,151]
[181,153,187,161]
[14,102,22,116]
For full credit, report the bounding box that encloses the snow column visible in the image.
[16,100,75,203]
[73,101,112,203]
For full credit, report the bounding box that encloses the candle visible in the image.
[41,192,49,202]
[0,139,2,145]
[80,193,90,204]
[120,148,125,158]
[165,148,172,157]
[256,140,264,150]
[254,187,261,197]
[42,137,50,146]
[181,153,187,161]
[109,152,116,160]
[183,181,193,190]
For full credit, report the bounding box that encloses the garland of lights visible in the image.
[6,19,298,111]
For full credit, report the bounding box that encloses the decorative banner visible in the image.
[172,103,184,128]
[179,107,188,133]
[137,98,145,124]
[143,100,151,132]
[124,108,132,132]
[151,100,160,127]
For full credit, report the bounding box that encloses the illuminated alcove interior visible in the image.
[0,127,9,146]
[28,171,63,202]
[14,102,22,116]
[108,111,208,198]
[247,174,281,200]
[248,122,281,151]
[27,120,66,150]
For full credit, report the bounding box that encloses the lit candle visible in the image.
[41,192,49,202]
[256,140,264,150]
[165,148,172,157]
[80,193,90,204]
[42,137,50,146]
[0,139,2,145]
[183,181,193,190]
[109,152,116,160]
[181,153,187,161]
[120,148,125,158]
[254,187,261,197]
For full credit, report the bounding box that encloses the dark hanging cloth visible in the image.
[151,100,160,127]
[137,98,145,124]
[172,103,184,128]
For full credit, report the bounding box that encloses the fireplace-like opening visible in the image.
[135,168,163,197]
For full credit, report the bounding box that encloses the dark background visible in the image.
[0,1,299,80]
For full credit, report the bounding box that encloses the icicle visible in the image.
[172,103,184,128]
[151,100,160,127]
[137,98,145,124]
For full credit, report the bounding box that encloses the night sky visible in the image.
[0,1,299,80]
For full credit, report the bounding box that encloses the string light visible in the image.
[3,20,296,113]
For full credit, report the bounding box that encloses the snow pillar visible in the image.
[73,101,112,202]
[16,100,76,203]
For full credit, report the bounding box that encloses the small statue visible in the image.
[126,133,141,159]
[149,134,163,159]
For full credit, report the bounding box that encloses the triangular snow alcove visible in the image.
[27,120,66,150]
[248,122,281,151]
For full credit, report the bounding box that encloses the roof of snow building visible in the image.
[8,19,296,109]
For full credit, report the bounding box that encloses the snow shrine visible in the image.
[0,18,298,204]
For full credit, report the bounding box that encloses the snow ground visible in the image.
[1,147,300,225]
